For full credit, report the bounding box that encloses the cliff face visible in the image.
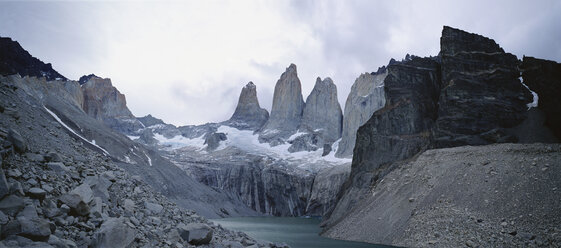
[0,37,66,81]
[434,26,532,147]
[300,77,343,144]
[326,57,441,225]
[335,71,387,158]
[259,64,305,144]
[521,56,561,139]
[226,82,269,131]
[80,75,144,134]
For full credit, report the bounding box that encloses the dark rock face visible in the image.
[81,75,144,135]
[326,26,537,229]
[300,77,343,144]
[0,37,66,81]
[177,223,213,245]
[327,57,441,225]
[521,56,561,139]
[227,82,269,131]
[259,64,305,144]
[204,132,227,151]
[434,26,532,147]
[137,114,165,127]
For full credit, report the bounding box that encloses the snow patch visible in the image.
[127,135,140,141]
[519,76,539,109]
[143,151,152,166]
[44,106,110,155]
[153,133,206,150]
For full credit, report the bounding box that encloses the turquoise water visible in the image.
[211,217,393,248]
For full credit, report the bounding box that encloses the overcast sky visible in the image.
[1,0,560,125]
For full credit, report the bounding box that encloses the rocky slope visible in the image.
[80,75,145,135]
[335,71,386,158]
[323,143,561,247]
[0,75,284,247]
[0,37,66,81]
[258,64,305,145]
[322,26,560,247]
[225,82,269,131]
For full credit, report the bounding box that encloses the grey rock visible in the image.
[8,129,26,153]
[259,64,305,143]
[177,223,213,245]
[204,132,227,151]
[46,162,68,174]
[226,82,269,131]
[59,184,93,216]
[144,201,163,215]
[336,71,387,157]
[300,77,343,144]
[0,211,8,225]
[17,216,52,241]
[25,153,45,162]
[322,144,332,156]
[90,197,103,218]
[123,199,135,213]
[8,168,22,178]
[0,169,9,199]
[27,187,47,200]
[45,152,62,162]
[91,217,135,248]
[48,235,77,248]
[305,164,350,216]
[84,175,111,201]
[9,181,24,196]
[287,133,323,153]
[0,195,25,215]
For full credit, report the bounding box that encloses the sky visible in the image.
[1,0,560,126]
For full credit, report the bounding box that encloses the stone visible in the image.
[7,129,26,153]
[46,162,69,174]
[0,169,9,199]
[336,71,387,157]
[90,217,135,248]
[300,77,343,144]
[17,216,52,241]
[322,144,332,156]
[9,181,24,196]
[259,64,305,144]
[123,199,135,213]
[59,184,94,216]
[0,195,25,215]
[48,235,77,248]
[226,81,270,131]
[204,132,227,151]
[144,202,163,215]
[0,211,8,225]
[25,153,44,162]
[45,152,63,162]
[84,175,111,201]
[177,223,213,245]
[27,187,47,200]
[90,197,103,218]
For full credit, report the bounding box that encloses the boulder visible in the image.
[177,223,213,245]
[144,202,163,215]
[59,183,93,216]
[45,152,63,162]
[7,129,26,153]
[27,187,47,200]
[0,195,25,215]
[91,217,135,248]
[46,162,69,174]
[17,216,52,241]
[0,169,9,199]
[226,82,270,131]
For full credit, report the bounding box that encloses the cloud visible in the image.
[1,0,559,125]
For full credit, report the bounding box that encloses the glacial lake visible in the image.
[211,217,393,248]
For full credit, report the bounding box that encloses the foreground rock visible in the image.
[178,223,213,245]
[323,143,561,247]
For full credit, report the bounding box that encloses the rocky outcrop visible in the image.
[335,71,387,158]
[226,82,269,131]
[305,164,350,216]
[137,114,165,127]
[259,64,305,145]
[326,56,441,226]
[434,26,532,147]
[521,56,561,139]
[298,77,343,145]
[80,75,144,135]
[0,37,66,81]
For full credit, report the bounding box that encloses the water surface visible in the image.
[212,217,393,248]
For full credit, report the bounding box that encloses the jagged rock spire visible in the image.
[227,81,269,130]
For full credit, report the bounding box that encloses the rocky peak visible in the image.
[81,75,144,134]
[300,77,342,144]
[440,26,504,56]
[0,37,66,81]
[259,64,305,144]
[79,74,99,85]
[335,70,387,158]
[137,114,165,128]
[227,81,269,130]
